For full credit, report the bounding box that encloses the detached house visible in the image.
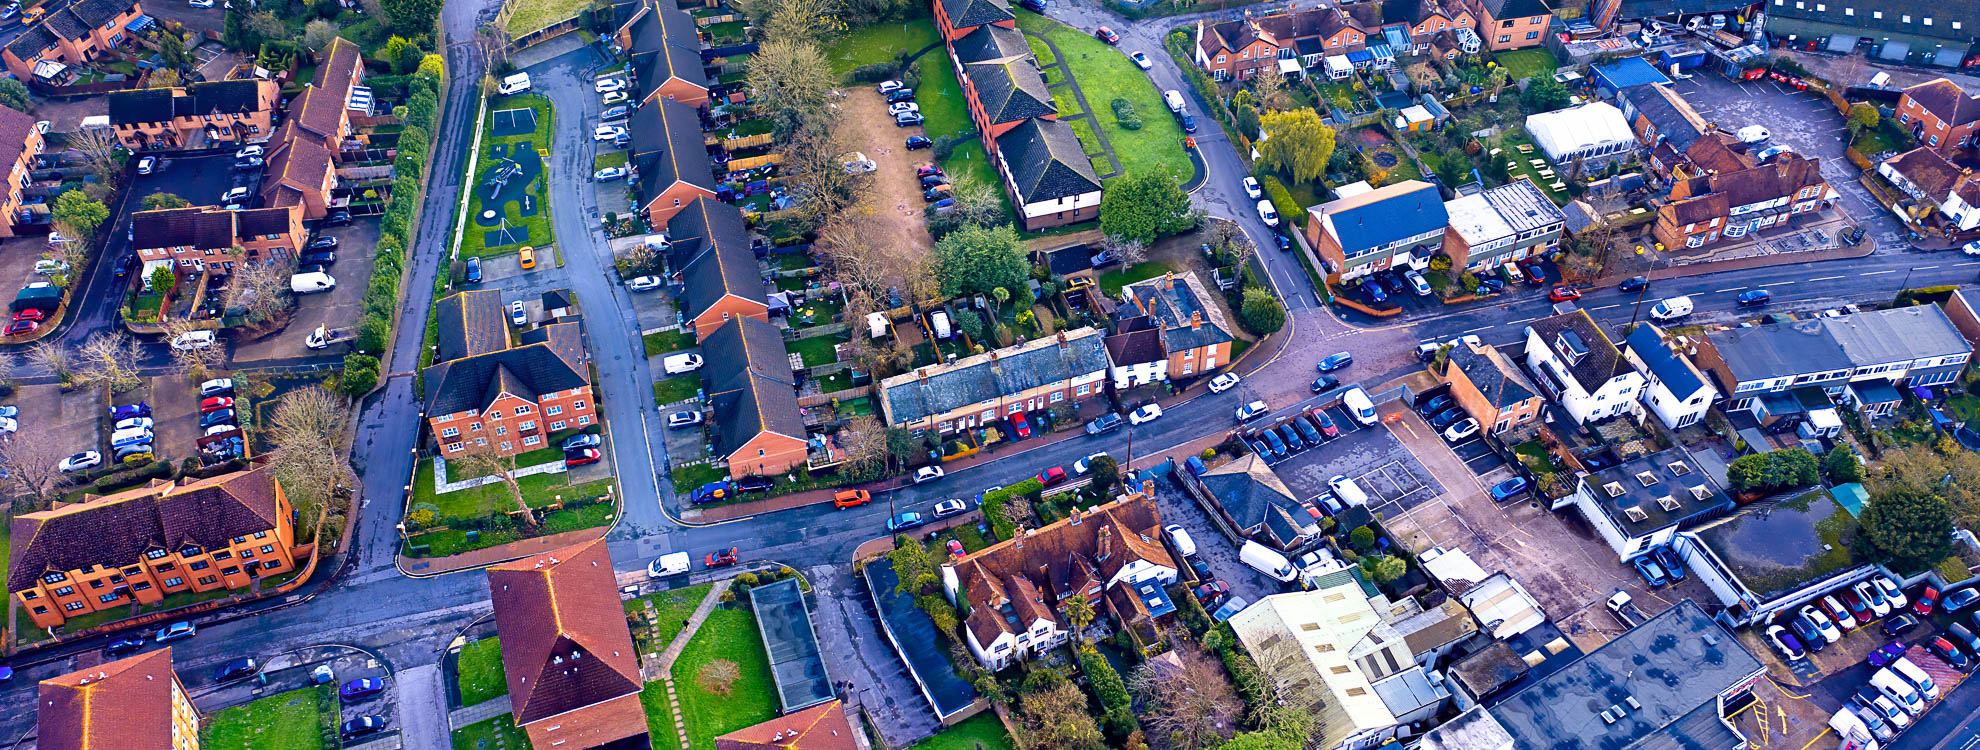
[108,79,281,151]
[702,316,807,478]
[943,494,1178,669]
[38,649,200,750]
[666,197,767,341]
[0,104,44,238]
[1523,309,1644,425]
[1622,324,1716,430]
[1652,153,1833,251]
[1,0,144,83]
[995,118,1102,231]
[1561,449,1731,560]
[880,328,1111,433]
[620,0,710,109]
[11,468,303,629]
[488,539,649,749]
[1879,147,1980,233]
[1306,180,1449,283]
[422,291,594,457]
[1195,454,1322,550]
[1897,78,1980,154]
[131,206,304,274]
[630,98,717,227]
[1118,271,1236,380]
[1463,0,1552,50]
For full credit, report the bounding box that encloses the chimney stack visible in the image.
[1057,331,1069,349]
[1014,526,1025,548]
[1162,271,1174,291]
[1190,311,1202,329]
[1069,507,1082,525]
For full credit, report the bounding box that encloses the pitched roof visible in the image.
[1883,146,1966,200]
[1316,180,1449,254]
[1446,343,1538,409]
[261,134,335,203]
[881,328,1112,424]
[14,0,134,59]
[997,118,1101,205]
[964,57,1056,126]
[1197,454,1307,541]
[1473,0,1552,18]
[130,207,235,251]
[952,23,1030,65]
[37,649,185,750]
[667,198,764,321]
[294,38,363,140]
[1120,272,1235,353]
[632,98,715,211]
[1527,309,1631,393]
[1704,304,1971,383]
[1204,7,1362,56]
[10,470,283,592]
[433,290,511,363]
[1624,324,1708,398]
[936,0,1015,30]
[4,25,59,62]
[701,316,804,461]
[1104,327,1165,367]
[628,2,709,101]
[421,332,590,417]
[235,207,291,237]
[951,495,1174,646]
[107,88,175,124]
[487,539,644,725]
[1902,78,1980,128]
[716,700,858,750]
[1623,83,1707,151]
[184,79,275,117]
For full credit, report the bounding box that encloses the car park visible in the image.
[886,512,926,532]
[1841,589,1873,623]
[1856,580,1893,617]
[1869,641,1908,669]
[1208,372,1241,393]
[1764,624,1805,660]
[1418,395,1453,416]
[933,499,969,519]
[1292,418,1322,445]
[1276,424,1303,451]
[1917,585,1941,615]
[1255,429,1286,458]
[1852,703,1895,741]
[594,77,627,93]
[1947,587,1980,611]
[1128,403,1163,424]
[1863,692,1910,729]
[1950,622,1980,655]
[1875,576,1908,609]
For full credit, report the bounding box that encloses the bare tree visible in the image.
[222,257,294,323]
[947,175,1007,229]
[0,349,19,387]
[837,415,887,478]
[780,122,869,225]
[159,320,227,380]
[268,386,357,524]
[73,332,142,393]
[746,37,836,133]
[1251,67,1292,111]
[452,450,538,527]
[1103,234,1149,267]
[0,437,77,510]
[68,127,123,185]
[302,19,342,51]
[1019,681,1105,750]
[1130,646,1243,750]
[815,214,894,298]
[25,340,70,380]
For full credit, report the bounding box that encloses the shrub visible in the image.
[341,354,380,396]
[1076,645,1137,738]
[1239,287,1285,334]
[848,61,900,83]
[1726,448,1819,494]
[1260,175,1304,229]
[1349,525,1376,551]
[980,477,1044,540]
[1110,98,1142,130]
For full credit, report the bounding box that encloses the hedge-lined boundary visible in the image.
[343,54,447,397]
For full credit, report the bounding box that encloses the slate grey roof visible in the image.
[1493,600,1763,750]
[1447,344,1536,409]
[107,88,174,124]
[666,198,763,321]
[1625,324,1707,398]
[632,98,714,211]
[4,25,58,62]
[130,207,233,252]
[1198,454,1307,546]
[937,0,1015,30]
[432,290,509,364]
[1528,310,1631,394]
[1105,328,1166,367]
[1769,0,1978,45]
[420,325,590,417]
[1577,448,1730,538]
[1121,272,1234,355]
[628,2,708,101]
[997,118,1102,204]
[952,23,1030,65]
[965,57,1056,126]
[701,316,804,460]
[882,328,1111,424]
[1474,0,1551,19]
[1624,84,1707,152]
[1705,304,1969,384]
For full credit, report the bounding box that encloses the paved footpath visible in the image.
[641,579,731,749]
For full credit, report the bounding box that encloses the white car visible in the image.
[1404,270,1432,296]
[888,102,920,116]
[1235,400,1268,421]
[877,80,904,94]
[114,417,154,432]
[34,259,68,275]
[666,411,703,429]
[1242,176,1262,199]
[204,424,238,437]
[1764,624,1805,660]
[189,0,214,7]
[171,330,216,350]
[0,416,15,434]
[59,450,101,472]
[602,90,630,105]
[1442,418,1479,443]
[594,166,629,182]
[1799,605,1842,643]
[1129,51,1152,70]
[1207,372,1241,393]
[200,378,234,396]
[1072,452,1110,474]
[220,187,250,204]
[593,125,628,142]
[1128,403,1163,425]
[912,466,945,484]
[236,145,264,159]
[1963,240,1980,256]
[1875,575,1908,609]
[932,498,968,519]
[1256,199,1279,227]
[1854,581,1892,618]
[509,301,528,326]
[137,156,158,175]
[1737,125,1770,143]
[594,77,628,94]
[1163,524,1197,557]
[628,275,663,292]
[1872,694,1912,729]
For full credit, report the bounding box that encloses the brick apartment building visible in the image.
[130,206,304,274]
[1437,340,1544,434]
[488,539,649,749]
[0,104,43,238]
[423,290,594,458]
[935,0,1015,42]
[37,649,201,750]
[1652,152,1833,250]
[1896,78,1980,154]
[107,78,281,150]
[10,468,304,629]
[1,0,144,83]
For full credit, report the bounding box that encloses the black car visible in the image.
[300,251,337,266]
[1311,375,1338,393]
[734,475,775,493]
[200,409,235,428]
[213,658,258,683]
[1188,558,1213,582]
[1016,0,1044,10]
[1619,275,1649,293]
[895,112,924,127]
[307,236,339,252]
[341,716,388,739]
[886,88,916,103]
[906,135,933,150]
[115,254,135,278]
[1380,273,1407,295]
[1476,277,1505,294]
[1950,622,1980,655]
[1429,408,1467,430]
[105,635,147,656]
[1787,615,1826,652]
[1883,613,1921,636]
[920,175,948,189]
[1418,394,1454,416]
[321,210,353,227]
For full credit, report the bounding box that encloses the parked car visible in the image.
[906,135,933,150]
[1193,580,1231,608]
[1256,199,1279,227]
[1765,624,1805,660]
[137,156,158,175]
[1857,581,1893,618]
[667,411,703,429]
[1883,613,1921,637]
[1442,418,1480,442]
[1875,576,1909,609]
[110,402,152,420]
[59,451,101,472]
[341,717,388,740]
[564,447,601,466]
[1072,452,1110,475]
[1932,637,1972,670]
[1309,409,1339,438]
[1208,372,1241,393]
[1489,477,1529,502]
[1128,403,1163,424]
[509,300,528,326]
[833,489,872,509]
[105,635,147,656]
[886,88,916,103]
[155,621,196,642]
[1949,587,1980,611]
[894,112,925,126]
[886,512,926,532]
[199,410,235,428]
[1316,352,1353,372]
[1800,605,1842,643]
[200,379,233,396]
[933,499,969,519]
[1948,622,1980,657]
[213,658,258,683]
[321,210,353,227]
[563,433,602,451]
[1917,585,1941,616]
[171,330,216,350]
[628,275,663,292]
[1235,400,1269,422]
[1094,25,1120,44]
[912,466,945,485]
[733,476,774,494]
[1633,555,1669,587]
[1737,289,1773,307]
[341,678,386,701]
[1619,275,1649,292]
[1654,546,1685,582]
[1311,375,1339,393]
[1012,411,1032,438]
[201,396,234,412]
[706,547,740,567]
[595,166,629,181]
[1242,176,1262,199]
[1418,394,1454,416]
[1788,615,1826,652]
[1085,413,1124,436]
[1038,466,1068,485]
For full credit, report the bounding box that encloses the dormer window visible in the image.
[1556,330,1589,365]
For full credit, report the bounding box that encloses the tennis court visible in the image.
[491,107,538,138]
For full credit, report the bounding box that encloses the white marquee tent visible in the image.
[1524,102,1636,166]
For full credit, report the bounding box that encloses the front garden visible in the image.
[1017,13,1188,184]
[201,685,335,750]
[401,442,618,558]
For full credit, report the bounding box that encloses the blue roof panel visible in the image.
[1329,183,1449,254]
[1625,325,1705,398]
[1593,56,1671,91]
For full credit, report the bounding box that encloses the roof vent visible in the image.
[1670,461,1692,476]
[1657,495,1680,511]
[1623,506,1648,522]
[1604,482,1627,498]
[1636,471,1659,486]
[1626,696,1643,710]
[1610,703,1626,716]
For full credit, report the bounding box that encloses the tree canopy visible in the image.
[53,191,108,239]
[1256,109,1335,185]
[1859,483,1955,574]
[1521,75,1571,112]
[1726,448,1819,494]
[1099,173,1196,245]
[932,224,1028,298]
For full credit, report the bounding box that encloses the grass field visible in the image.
[786,334,842,367]
[667,606,779,750]
[910,712,1015,750]
[200,686,330,750]
[504,0,589,39]
[644,330,695,358]
[627,583,715,654]
[1491,48,1558,82]
[1019,14,1187,184]
[825,19,939,77]
[452,715,531,750]
[413,457,583,520]
[915,50,973,141]
[594,150,628,172]
[457,637,508,706]
[461,95,557,260]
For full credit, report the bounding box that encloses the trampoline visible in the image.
[491,107,538,138]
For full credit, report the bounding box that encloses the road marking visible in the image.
[1463,326,1491,333]
[1715,287,1746,293]
[1761,281,1793,286]
[1917,265,1938,270]
[1592,304,1619,310]
[1808,275,1844,281]
[1959,261,1980,267]
[1864,270,1896,275]
[1509,317,1536,324]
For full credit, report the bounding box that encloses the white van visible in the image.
[1829,708,1879,750]
[1163,524,1196,558]
[1342,387,1378,426]
[1892,657,1939,700]
[1163,89,1185,113]
[662,352,705,375]
[1870,668,1924,715]
[1239,541,1297,583]
[289,271,335,294]
[498,72,532,95]
[1649,295,1693,321]
[110,427,153,448]
[1327,475,1369,507]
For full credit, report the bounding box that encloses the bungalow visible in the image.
[1464,0,1552,50]
[1118,271,1235,380]
[667,197,767,341]
[422,292,594,457]
[0,105,44,238]
[1306,180,1449,283]
[1522,309,1644,425]
[1,0,144,83]
[1896,78,1980,154]
[1878,147,1980,233]
[1652,153,1833,251]
[995,118,1102,231]
[1622,324,1715,430]
[702,316,808,478]
[879,328,1111,433]
[630,98,717,227]
[107,78,281,151]
[1195,454,1322,550]
[622,0,711,108]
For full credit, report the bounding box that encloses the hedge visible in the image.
[979,477,1044,540]
[1075,644,1137,738]
[338,57,443,394]
[1261,174,1304,229]
[1110,98,1142,130]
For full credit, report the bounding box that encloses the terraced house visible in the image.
[880,327,1112,433]
[10,468,304,629]
[631,98,718,226]
[950,25,1056,140]
[37,649,200,750]
[0,104,44,238]
[488,539,649,749]
[994,117,1103,230]
[1462,0,1552,50]
[0,0,144,83]
[130,205,304,273]
[423,291,595,458]
[1439,177,1564,272]
[258,38,364,221]
[1652,152,1834,250]
[666,196,767,341]
[701,315,807,478]
[1896,78,1980,154]
[615,0,711,108]
[1193,7,1369,81]
[1694,304,1970,420]
[107,78,281,151]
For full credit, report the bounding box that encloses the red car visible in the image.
[705,547,739,567]
[1917,585,1941,616]
[1038,466,1067,486]
[200,396,234,412]
[565,447,601,466]
[916,164,943,178]
[1012,412,1032,438]
[12,308,44,322]
[1309,408,1340,438]
[4,320,35,336]
[946,539,966,559]
[1095,26,1120,44]
[1548,287,1581,302]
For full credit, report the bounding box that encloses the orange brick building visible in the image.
[0,104,44,238]
[1465,0,1552,50]
[1119,271,1236,380]
[702,316,808,478]
[130,206,304,274]
[10,468,304,630]
[106,78,281,151]
[423,291,594,458]
[1436,341,1544,434]
[0,0,144,83]
[1193,8,1368,81]
[488,539,648,749]
[666,197,767,340]
[1896,78,1980,154]
[285,38,364,152]
[616,0,711,109]
[37,649,200,750]
[935,0,1015,42]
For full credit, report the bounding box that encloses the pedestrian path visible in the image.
[639,580,731,750]
[432,455,567,494]
[446,696,513,728]
[1025,30,1123,180]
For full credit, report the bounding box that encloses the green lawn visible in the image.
[668,606,780,750]
[452,715,532,750]
[671,462,727,494]
[594,150,628,172]
[1020,13,1188,184]
[787,334,842,367]
[911,712,1015,750]
[414,457,580,520]
[457,637,508,706]
[0,522,11,603]
[644,330,695,358]
[538,500,617,534]
[1028,35,1056,65]
[1052,86,1084,118]
[654,373,703,405]
[1500,131,1566,205]
[200,686,330,750]
[937,138,1014,222]
[825,19,939,77]
[504,0,589,39]
[916,50,973,141]
[1492,48,1558,82]
[626,583,715,654]
[51,585,236,635]
[1099,261,1174,297]
[461,95,557,260]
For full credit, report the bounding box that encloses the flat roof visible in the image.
[864,558,977,718]
[750,577,835,713]
[1695,489,1866,601]
[1580,449,1731,538]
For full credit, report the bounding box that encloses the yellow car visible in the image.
[22,6,44,23]
[519,246,535,269]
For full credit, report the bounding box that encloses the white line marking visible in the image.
[1592,304,1619,310]
[1864,270,1896,275]
[1463,326,1491,333]
[1715,287,1746,293]
[1917,265,1938,270]
[1762,281,1793,286]
[1808,275,1844,281]
[1957,262,1980,267]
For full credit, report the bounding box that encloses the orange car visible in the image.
[833,489,871,509]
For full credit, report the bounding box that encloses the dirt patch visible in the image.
[842,89,933,259]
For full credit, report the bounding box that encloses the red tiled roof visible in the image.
[716,700,858,750]
[952,495,1173,646]
[296,37,362,140]
[1903,78,1980,129]
[0,104,36,176]
[37,649,185,750]
[10,470,283,593]
[487,539,644,725]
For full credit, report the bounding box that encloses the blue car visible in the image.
[689,481,730,505]
[155,621,196,643]
[1276,424,1303,451]
[1361,281,1388,303]
[1947,587,1980,611]
[1736,289,1772,307]
[1317,352,1353,372]
[1488,476,1528,502]
[1654,546,1686,582]
[341,678,386,700]
[1633,556,1669,588]
[886,512,926,532]
[109,402,151,421]
[466,256,483,283]
[105,635,147,656]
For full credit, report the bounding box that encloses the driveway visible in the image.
[233,221,381,366]
[1150,480,1284,605]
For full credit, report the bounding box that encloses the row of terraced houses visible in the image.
[1191,0,1551,82]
